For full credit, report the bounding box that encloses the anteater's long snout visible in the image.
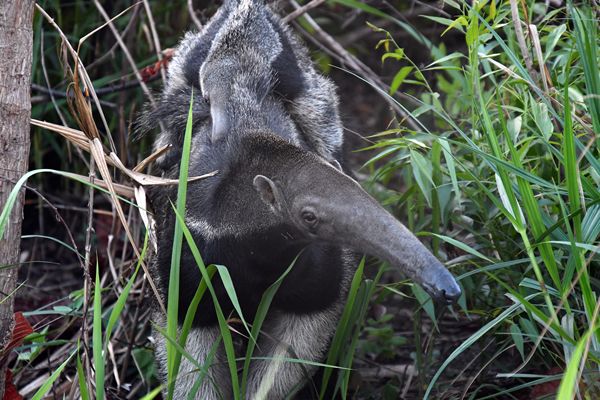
[320,173,462,303]
[353,212,463,304]
[347,208,462,303]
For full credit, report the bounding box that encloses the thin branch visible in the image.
[188,0,203,30]
[86,5,142,71]
[282,0,326,23]
[529,24,550,94]
[142,0,167,83]
[40,30,67,126]
[509,0,536,79]
[81,153,95,399]
[92,0,155,108]
[31,74,160,100]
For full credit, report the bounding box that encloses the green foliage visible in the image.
[93,262,105,400]
[364,0,600,398]
[359,313,408,360]
[6,0,598,398]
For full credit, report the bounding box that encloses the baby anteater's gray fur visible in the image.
[148,0,343,172]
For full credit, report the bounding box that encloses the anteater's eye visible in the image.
[302,211,317,225]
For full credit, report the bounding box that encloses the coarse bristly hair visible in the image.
[140,0,356,399]
[137,0,345,177]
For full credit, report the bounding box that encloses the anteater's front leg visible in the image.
[154,322,232,400]
[245,307,342,400]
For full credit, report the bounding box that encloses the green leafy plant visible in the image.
[360,1,599,398]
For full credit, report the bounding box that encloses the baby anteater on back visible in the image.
[141,1,461,398]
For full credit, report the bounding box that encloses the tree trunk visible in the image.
[0,0,34,397]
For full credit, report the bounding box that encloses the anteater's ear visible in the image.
[253,175,283,214]
[210,101,229,142]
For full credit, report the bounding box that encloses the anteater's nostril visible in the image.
[443,284,462,304]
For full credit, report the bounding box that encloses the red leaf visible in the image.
[1,314,33,398]
[0,312,34,369]
[139,48,175,82]
[2,313,34,357]
[3,370,23,400]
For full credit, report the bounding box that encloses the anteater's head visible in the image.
[238,135,462,304]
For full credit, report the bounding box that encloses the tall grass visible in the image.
[361,0,599,398]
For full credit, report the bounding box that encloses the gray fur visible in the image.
[145,2,351,398]
[144,0,343,169]
[142,1,459,399]
[153,312,230,399]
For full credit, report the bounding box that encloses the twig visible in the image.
[93,0,156,107]
[405,0,451,18]
[282,0,326,23]
[188,0,203,30]
[132,144,171,172]
[86,5,142,71]
[509,0,536,80]
[289,21,339,61]
[81,153,96,398]
[118,278,146,389]
[40,31,67,126]
[142,0,167,83]
[31,74,160,100]
[23,185,85,265]
[338,19,393,47]
[529,24,550,94]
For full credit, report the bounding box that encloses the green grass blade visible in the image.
[172,208,240,399]
[214,264,252,338]
[0,169,138,243]
[155,324,204,371]
[140,386,164,400]
[438,138,461,209]
[455,258,531,280]
[569,4,600,133]
[562,74,596,341]
[240,254,300,397]
[166,90,196,398]
[187,338,222,400]
[21,234,84,259]
[424,298,528,399]
[105,233,147,347]
[430,233,493,262]
[556,328,595,400]
[337,277,378,398]
[319,257,365,398]
[31,350,76,400]
[76,350,90,400]
[174,264,217,394]
[154,323,222,398]
[93,262,105,400]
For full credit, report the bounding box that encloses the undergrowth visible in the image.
[0,0,598,399]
